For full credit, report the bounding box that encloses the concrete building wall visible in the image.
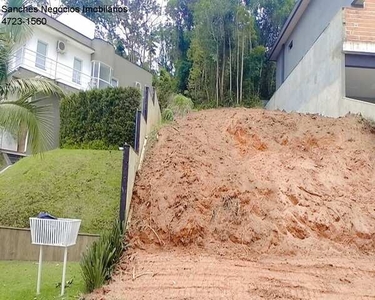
[276,0,353,85]
[91,39,153,90]
[267,11,345,117]
[275,46,284,89]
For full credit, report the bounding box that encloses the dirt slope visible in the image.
[91,108,375,300]
[129,108,375,257]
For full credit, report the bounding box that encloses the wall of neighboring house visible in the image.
[276,0,353,89]
[91,39,153,91]
[267,10,346,117]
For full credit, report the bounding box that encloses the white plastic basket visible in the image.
[29,218,81,247]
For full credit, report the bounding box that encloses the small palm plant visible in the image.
[0,0,64,154]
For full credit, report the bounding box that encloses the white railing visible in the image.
[8,47,94,91]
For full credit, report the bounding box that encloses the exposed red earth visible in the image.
[91,108,375,299]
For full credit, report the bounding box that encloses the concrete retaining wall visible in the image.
[267,10,346,117]
[341,97,375,121]
[122,89,161,226]
[0,226,99,261]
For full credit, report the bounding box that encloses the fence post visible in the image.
[142,86,149,123]
[134,110,141,154]
[119,144,130,229]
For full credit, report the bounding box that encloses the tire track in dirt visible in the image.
[90,251,375,300]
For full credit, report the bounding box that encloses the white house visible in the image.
[1,11,153,155]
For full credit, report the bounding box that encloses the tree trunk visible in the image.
[149,50,152,71]
[229,37,232,100]
[216,42,219,107]
[205,67,210,101]
[258,59,264,96]
[236,29,240,105]
[221,34,225,103]
[248,30,252,96]
[240,32,245,104]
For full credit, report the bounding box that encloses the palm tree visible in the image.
[0,0,64,154]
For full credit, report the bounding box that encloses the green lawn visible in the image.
[0,261,84,300]
[0,149,122,233]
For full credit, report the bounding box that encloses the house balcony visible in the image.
[8,47,116,91]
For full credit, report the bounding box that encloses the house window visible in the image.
[35,40,47,69]
[111,78,118,87]
[99,64,111,88]
[91,61,113,89]
[72,57,82,84]
[351,0,364,8]
[288,40,293,50]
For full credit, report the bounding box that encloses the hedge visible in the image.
[60,87,141,149]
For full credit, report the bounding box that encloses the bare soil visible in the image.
[91,108,375,299]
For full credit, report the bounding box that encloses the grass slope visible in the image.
[0,149,122,233]
[0,261,83,300]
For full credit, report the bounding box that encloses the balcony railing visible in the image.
[8,47,115,91]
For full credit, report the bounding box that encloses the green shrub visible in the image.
[162,108,174,122]
[60,87,141,150]
[153,69,177,109]
[168,94,194,117]
[242,95,263,108]
[80,221,125,293]
[194,101,217,111]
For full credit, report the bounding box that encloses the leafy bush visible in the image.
[168,94,194,117]
[60,87,141,150]
[194,101,217,111]
[242,95,263,108]
[153,69,177,109]
[80,221,125,293]
[162,108,174,122]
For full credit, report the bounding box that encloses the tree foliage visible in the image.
[160,0,295,106]
[60,0,161,69]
